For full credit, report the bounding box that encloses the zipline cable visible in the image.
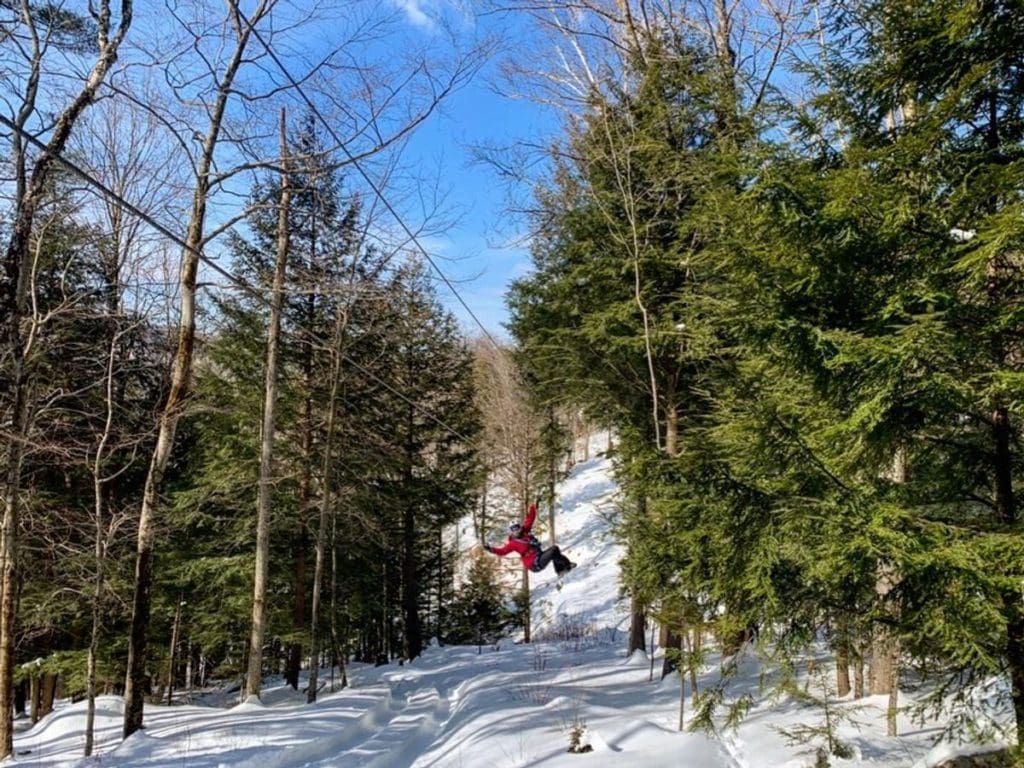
[0,112,477,444]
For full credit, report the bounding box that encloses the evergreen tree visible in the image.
[724,0,1024,734]
[508,24,759,667]
[444,553,507,649]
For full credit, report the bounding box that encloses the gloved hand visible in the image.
[483,542,493,553]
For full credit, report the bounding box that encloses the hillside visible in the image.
[5,445,1003,768]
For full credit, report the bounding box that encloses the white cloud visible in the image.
[393,0,436,30]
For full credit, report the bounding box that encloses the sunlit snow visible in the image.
[3,436,1007,767]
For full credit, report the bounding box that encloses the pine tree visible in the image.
[730,0,1024,735]
[508,23,758,668]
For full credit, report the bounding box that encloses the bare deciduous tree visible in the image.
[123,0,276,738]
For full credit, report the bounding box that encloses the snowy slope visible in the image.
[2,438,1006,768]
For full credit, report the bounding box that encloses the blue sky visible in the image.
[386,1,556,340]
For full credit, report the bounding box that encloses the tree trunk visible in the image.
[712,0,739,131]
[853,642,865,699]
[660,624,682,679]
[287,531,307,689]
[29,674,39,724]
[329,502,346,691]
[689,626,701,703]
[649,620,657,681]
[871,447,903,733]
[401,374,423,660]
[835,639,851,699]
[436,527,445,643]
[869,584,900,704]
[628,593,646,655]
[995,407,1014,524]
[886,659,899,737]
[289,152,318,689]
[308,307,347,702]
[664,384,678,458]
[0,365,30,750]
[522,568,531,644]
[678,630,685,732]
[39,673,56,719]
[166,596,183,705]
[547,408,557,546]
[402,504,422,660]
[124,2,267,737]
[477,475,488,542]
[246,107,291,700]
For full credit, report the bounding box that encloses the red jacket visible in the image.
[490,503,540,570]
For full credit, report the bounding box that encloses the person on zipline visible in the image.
[483,502,575,576]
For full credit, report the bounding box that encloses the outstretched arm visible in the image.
[521,502,537,535]
[487,540,514,556]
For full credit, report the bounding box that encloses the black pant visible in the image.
[532,546,573,574]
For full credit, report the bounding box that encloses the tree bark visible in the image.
[308,306,347,701]
[835,639,851,699]
[522,568,531,644]
[166,596,183,705]
[246,107,291,700]
[402,426,423,660]
[871,447,903,734]
[628,593,646,655]
[660,624,682,679]
[547,407,558,546]
[853,641,865,699]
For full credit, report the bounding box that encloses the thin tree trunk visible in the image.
[853,641,865,699]
[664,383,678,458]
[628,592,645,655]
[436,527,444,643]
[401,410,422,661]
[886,660,899,737]
[329,508,347,690]
[308,307,347,702]
[688,626,701,704]
[835,617,852,698]
[872,447,904,735]
[835,640,851,699]
[166,595,183,705]
[678,629,685,732]
[477,474,488,542]
[289,157,317,690]
[0,366,31,748]
[547,407,557,546]
[522,568,531,644]
[29,673,39,724]
[39,673,56,719]
[246,107,291,700]
[124,1,269,738]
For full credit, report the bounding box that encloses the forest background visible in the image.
[2,0,1024,764]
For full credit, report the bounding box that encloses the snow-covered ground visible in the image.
[3,439,1008,767]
